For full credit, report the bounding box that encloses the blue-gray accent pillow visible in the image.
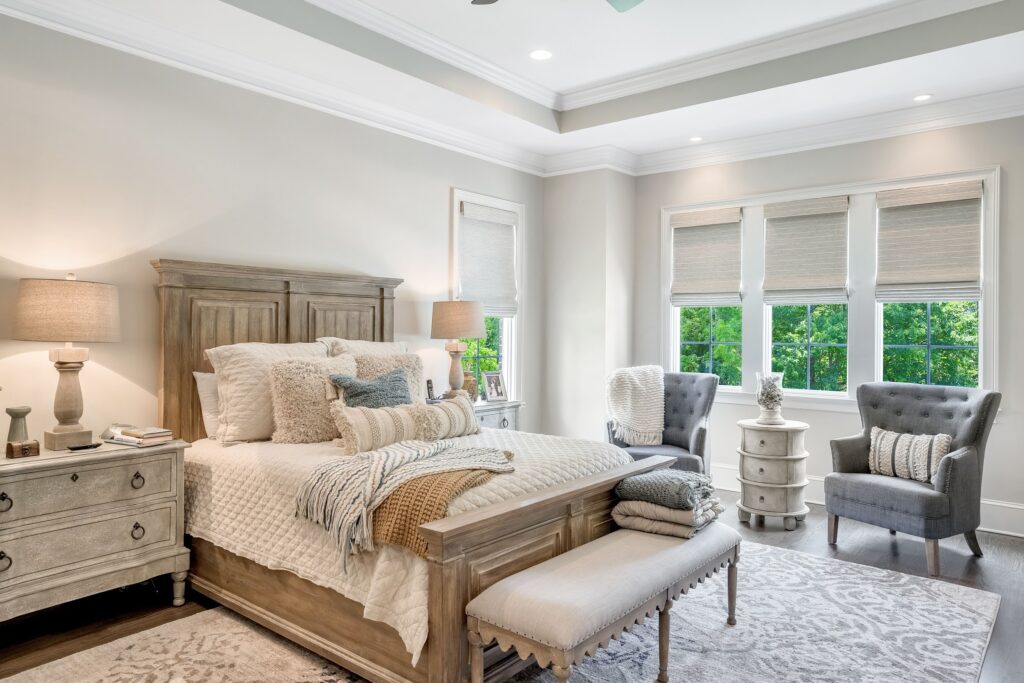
[330,368,413,409]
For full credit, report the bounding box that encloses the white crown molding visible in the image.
[306,0,560,109]
[541,146,638,177]
[632,87,1024,177]
[0,0,548,176]
[560,0,1003,110]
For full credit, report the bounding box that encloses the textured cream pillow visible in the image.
[271,355,357,444]
[193,371,221,439]
[420,394,480,440]
[206,341,328,443]
[331,402,431,455]
[868,426,952,483]
[318,337,409,357]
[355,353,426,404]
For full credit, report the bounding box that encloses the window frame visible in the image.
[451,188,525,401]
[660,166,999,412]
[768,303,849,393]
[878,301,981,388]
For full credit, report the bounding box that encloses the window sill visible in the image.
[714,389,859,415]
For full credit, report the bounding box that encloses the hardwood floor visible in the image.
[2,496,1022,681]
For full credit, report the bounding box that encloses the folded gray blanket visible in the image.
[612,499,725,539]
[615,469,714,510]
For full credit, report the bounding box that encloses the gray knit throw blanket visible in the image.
[296,439,514,569]
[615,469,715,511]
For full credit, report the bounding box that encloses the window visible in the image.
[882,302,979,387]
[679,306,742,386]
[461,316,504,394]
[771,304,848,391]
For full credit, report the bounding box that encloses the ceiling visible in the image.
[2,0,1023,176]
[317,0,904,95]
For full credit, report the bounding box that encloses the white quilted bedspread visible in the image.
[184,429,630,664]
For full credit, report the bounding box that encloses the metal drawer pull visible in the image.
[501,417,509,429]
[71,473,79,482]
[0,492,11,513]
[131,472,146,490]
[759,439,766,446]
[759,495,766,504]
[131,522,146,540]
[0,551,10,572]
[758,467,765,474]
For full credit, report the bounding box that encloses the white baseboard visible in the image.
[710,463,1024,539]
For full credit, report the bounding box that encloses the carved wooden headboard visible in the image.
[151,259,403,442]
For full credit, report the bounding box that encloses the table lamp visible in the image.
[13,274,121,450]
[430,300,484,398]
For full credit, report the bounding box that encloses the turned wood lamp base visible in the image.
[44,346,93,450]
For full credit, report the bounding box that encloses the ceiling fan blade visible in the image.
[606,0,645,11]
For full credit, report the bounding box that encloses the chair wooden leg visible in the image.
[727,561,738,626]
[658,599,672,683]
[926,539,940,577]
[964,530,983,557]
[889,529,897,535]
[827,513,839,545]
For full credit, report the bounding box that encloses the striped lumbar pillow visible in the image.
[868,426,952,483]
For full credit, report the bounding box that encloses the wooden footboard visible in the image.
[187,455,673,682]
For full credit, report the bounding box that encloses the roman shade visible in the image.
[670,207,743,306]
[457,200,518,317]
[763,195,849,304]
[875,180,983,302]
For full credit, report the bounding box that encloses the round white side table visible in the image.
[736,418,810,531]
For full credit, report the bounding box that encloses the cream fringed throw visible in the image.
[296,439,514,568]
[606,365,664,446]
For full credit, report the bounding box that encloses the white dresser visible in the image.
[474,400,523,431]
[736,419,809,531]
[0,442,190,621]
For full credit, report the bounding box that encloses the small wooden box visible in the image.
[5,440,40,459]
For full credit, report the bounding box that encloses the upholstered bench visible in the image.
[466,524,741,682]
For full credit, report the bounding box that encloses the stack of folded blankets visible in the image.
[612,469,725,539]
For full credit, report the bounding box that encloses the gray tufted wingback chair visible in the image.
[825,382,1000,576]
[607,372,719,473]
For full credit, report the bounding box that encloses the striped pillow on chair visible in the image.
[868,426,952,483]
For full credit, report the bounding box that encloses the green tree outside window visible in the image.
[771,304,848,391]
[679,306,742,386]
[461,316,503,396]
[882,302,978,387]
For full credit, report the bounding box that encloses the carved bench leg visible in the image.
[467,630,484,683]
[552,664,572,681]
[171,571,187,607]
[658,599,673,683]
[727,561,738,626]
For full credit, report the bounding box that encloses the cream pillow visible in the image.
[868,426,952,483]
[355,353,426,404]
[206,341,328,443]
[193,371,220,439]
[331,402,431,456]
[271,355,357,444]
[318,337,409,357]
[420,394,480,440]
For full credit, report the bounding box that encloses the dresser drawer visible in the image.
[740,454,789,484]
[0,454,174,524]
[0,504,174,587]
[741,428,788,456]
[478,409,516,430]
[741,484,788,513]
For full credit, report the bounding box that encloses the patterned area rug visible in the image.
[9,543,999,683]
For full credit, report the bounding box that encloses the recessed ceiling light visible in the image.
[913,93,933,102]
[530,49,553,61]
[689,136,703,143]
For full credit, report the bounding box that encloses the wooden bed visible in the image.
[152,259,671,683]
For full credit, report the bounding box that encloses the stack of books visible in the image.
[105,425,174,447]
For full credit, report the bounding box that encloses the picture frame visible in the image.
[482,371,508,402]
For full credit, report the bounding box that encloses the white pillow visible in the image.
[318,337,409,357]
[270,355,357,444]
[193,371,220,439]
[205,341,328,443]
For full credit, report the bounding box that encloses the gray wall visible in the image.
[0,16,545,435]
[633,117,1024,535]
